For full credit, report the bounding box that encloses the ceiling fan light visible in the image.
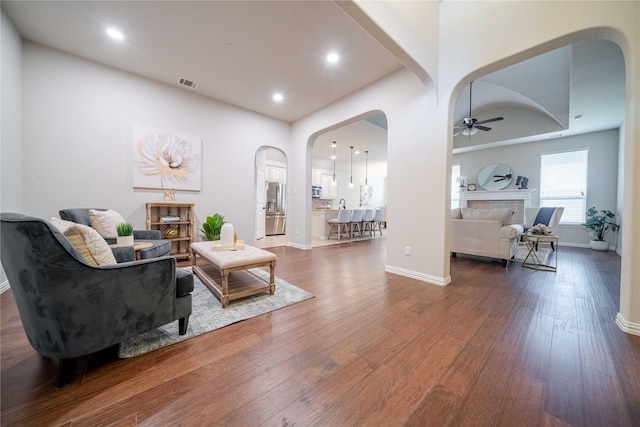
[462,128,478,136]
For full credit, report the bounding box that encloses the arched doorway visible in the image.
[309,111,388,246]
[254,147,287,248]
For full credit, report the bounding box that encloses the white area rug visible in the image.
[513,243,551,265]
[118,268,314,358]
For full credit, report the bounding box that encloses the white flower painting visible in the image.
[133,126,202,191]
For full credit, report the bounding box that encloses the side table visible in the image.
[522,233,558,272]
[110,242,154,260]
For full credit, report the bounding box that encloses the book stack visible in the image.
[160,215,181,223]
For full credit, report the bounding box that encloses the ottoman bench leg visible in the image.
[269,261,276,295]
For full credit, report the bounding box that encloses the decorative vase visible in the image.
[590,240,609,251]
[162,226,179,239]
[220,223,234,247]
[117,235,134,247]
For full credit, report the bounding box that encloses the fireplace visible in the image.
[460,189,536,224]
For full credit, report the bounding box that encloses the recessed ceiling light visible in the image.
[106,28,124,41]
[326,52,339,64]
[273,93,284,102]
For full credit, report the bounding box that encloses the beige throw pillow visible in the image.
[50,217,117,266]
[89,209,127,238]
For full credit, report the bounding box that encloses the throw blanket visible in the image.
[533,207,555,226]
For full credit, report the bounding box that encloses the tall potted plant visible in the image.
[584,207,619,251]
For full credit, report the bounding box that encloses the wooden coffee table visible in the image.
[190,242,277,308]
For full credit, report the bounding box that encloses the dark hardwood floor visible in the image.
[2,240,639,426]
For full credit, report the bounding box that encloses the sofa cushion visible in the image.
[461,208,512,225]
[89,209,127,238]
[137,239,172,259]
[451,208,462,219]
[50,217,117,266]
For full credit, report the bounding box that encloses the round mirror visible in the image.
[477,163,513,190]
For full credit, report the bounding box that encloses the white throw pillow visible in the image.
[50,217,117,266]
[89,209,127,238]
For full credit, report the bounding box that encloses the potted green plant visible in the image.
[584,207,619,251]
[201,213,225,241]
[116,222,134,247]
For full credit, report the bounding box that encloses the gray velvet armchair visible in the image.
[0,213,193,387]
[59,208,171,260]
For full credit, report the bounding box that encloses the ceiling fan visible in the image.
[453,81,504,138]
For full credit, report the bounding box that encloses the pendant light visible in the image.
[349,146,354,188]
[331,141,337,186]
[364,150,369,186]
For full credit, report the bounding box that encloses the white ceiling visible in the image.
[2,1,626,160]
[453,39,625,152]
[1,0,403,123]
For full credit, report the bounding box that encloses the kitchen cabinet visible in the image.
[146,202,194,261]
[320,174,338,199]
[267,166,286,183]
[312,169,322,187]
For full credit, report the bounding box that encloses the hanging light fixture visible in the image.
[364,150,369,186]
[331,141,337,186]
[349,146,354,188]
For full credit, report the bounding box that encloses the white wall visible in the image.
[1,10,23,288]
[1,10,23,213]
[21,42,291,242]
[453,129,619,247]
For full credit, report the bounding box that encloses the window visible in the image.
[540,149,588,224]
[451,164,461,209]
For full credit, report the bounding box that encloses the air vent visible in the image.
[178,77,199,89]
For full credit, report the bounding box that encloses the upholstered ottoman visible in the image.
[190,242,277,308]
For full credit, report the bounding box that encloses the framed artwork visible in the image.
[132,125,202,191]
[360,185,373,205]
[467,183,477,191]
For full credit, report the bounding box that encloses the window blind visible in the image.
[540,149,588,224]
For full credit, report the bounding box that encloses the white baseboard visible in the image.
[0,280,9,294]
[286,241,312,250]
[385,265,451,286]
[615,313,640,336]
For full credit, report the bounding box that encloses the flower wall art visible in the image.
[132,125,202,192]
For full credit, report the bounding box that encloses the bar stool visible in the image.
[361,209,375,236]
[371,209,384,236]
[328,209,352,240]
[349,209,365,238]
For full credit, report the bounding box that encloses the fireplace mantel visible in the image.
[460,189,537,207]
[460,189,537,223]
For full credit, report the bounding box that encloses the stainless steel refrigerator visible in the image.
[265,182,286,235]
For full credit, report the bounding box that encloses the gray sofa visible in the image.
[451,207,524,266]
[0,212,193,387]
[59,208,171,261]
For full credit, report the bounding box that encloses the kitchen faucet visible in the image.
[339,199,346,209]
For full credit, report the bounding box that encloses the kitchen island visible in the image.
[312,209,339,239]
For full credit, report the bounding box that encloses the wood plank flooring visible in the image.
[2,240,639,426]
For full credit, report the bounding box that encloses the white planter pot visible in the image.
[117,235,134,247]
[590,240,609,251]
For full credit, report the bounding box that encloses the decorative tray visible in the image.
[211,240,245,251]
